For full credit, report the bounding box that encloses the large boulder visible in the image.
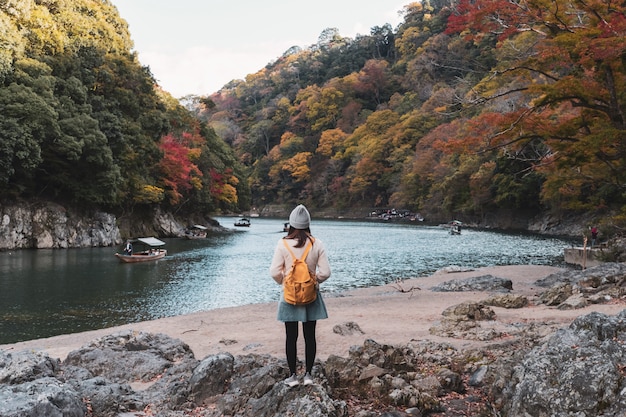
[498,309,626,416]
[430,275,513,293]
[0,377,86,417]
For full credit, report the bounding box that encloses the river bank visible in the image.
[4,263,626,416]
[3,264,624,362]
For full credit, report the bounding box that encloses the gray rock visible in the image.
[500,310,626,416]
[430,302,500,341]
[430,275,513,292]
[441,301,496,321]
[3,307,626,416]
[72,377,143,417]
[536,262,626,287]
[188,352,234,402]
[0,377,86,417]
[482,294,529,308]
[333,321,365,336]
[64,331,197,384]
[557,293,588,310]
[359,363,387,381]
[539,282,573,305]
[436,368,464,393]
[0,349,60,384]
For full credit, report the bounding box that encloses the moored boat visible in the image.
[234,217,251,227]
[115,237,167,263]
[184,224,208,239]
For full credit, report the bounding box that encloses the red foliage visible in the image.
[159,134,202,205]
[445,0,526,41]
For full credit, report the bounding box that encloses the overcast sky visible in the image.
[110,0,407,97]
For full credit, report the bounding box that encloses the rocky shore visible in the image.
[2,263,626,416]
[0,200,224,250]
[0,199,600,251]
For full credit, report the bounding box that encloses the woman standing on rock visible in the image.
[269,204,331,387]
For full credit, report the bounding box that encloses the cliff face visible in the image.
[0,201,122,250]
[0,201,197,250]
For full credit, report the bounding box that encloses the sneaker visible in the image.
[284,373,299,387]
[303,372,314,386]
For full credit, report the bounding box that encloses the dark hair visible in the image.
[284,227,312,248]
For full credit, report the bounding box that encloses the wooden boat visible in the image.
[234,217,251,227]
[184,224,208,239]
[115,237,167,263]
[448,220,462,235]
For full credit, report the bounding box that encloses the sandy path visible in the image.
[2,265,624,361]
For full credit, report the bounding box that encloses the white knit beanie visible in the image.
[289,204,311,229]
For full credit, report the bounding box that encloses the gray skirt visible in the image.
[276,291,328,322]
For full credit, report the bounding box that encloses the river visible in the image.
[0,217,576,344]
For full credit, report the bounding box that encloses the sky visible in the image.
[110,0,408,98]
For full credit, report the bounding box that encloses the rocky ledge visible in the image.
[2,264,626,417]
[0,201,223,250]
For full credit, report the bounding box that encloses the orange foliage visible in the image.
[283,152,312,183]
[317,128,348,158]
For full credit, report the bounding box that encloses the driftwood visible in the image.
[391,279,421,297]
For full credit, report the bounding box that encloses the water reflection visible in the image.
[0,218,574,344]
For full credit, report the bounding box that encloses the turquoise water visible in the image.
[0,218,575,344]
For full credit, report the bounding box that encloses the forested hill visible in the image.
[188,0,626,228]
[3,1,626,231]
[0,0,250,218]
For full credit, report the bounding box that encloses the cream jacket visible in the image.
[269,237,331,285]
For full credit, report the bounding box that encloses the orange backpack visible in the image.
[282,239,317,305]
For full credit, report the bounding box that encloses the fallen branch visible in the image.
[391,279,421,297]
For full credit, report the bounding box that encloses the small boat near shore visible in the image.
[448,220,462,235]
[115,237,167,263]
[234,217,251,227]
[184,224,208,239]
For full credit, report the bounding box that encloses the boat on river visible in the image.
[115,237,167,263]
[234,217,251,227]
[184,224,208,239]
[448,220,462,235]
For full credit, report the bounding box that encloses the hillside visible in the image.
[0,0,250,218]
[186,0,626,236]
[2,1,626,242]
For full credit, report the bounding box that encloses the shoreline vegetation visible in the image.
[3,264,624,362]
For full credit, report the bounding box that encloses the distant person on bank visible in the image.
[269,204,331,387]
[591,226,598,248]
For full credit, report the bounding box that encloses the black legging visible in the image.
[285,321,316,374]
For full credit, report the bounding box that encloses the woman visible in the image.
[269,204,331,387]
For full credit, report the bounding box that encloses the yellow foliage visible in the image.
[187,148,201,160]
[349,176,369,195]
[280,131,298,146]
[134,185,164,204]
[190,177,202,190]
[317,128,348,157]
[284,152,312,182]
[216,183,238,204]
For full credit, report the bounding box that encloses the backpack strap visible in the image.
[283,238,314,261]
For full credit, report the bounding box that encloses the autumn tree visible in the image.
[446,0,626,211]
[0,0,249,214]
